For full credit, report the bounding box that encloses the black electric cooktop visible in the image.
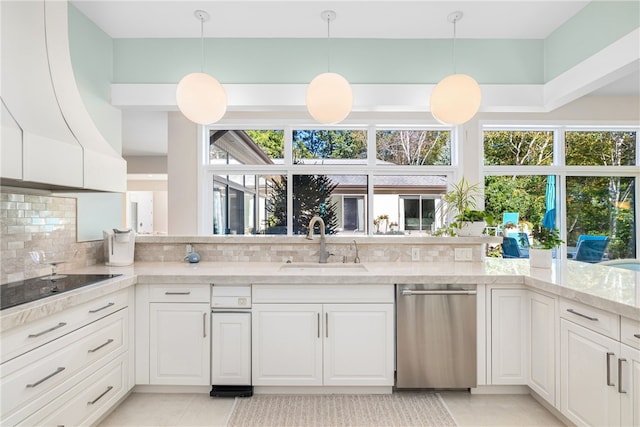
[1,274,122,310]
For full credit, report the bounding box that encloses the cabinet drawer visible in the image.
[149,285,210,303]
[253,284,394,304]
[559,299,619,340]
[1,308,127,417]
[1,288,129,363]
[621,317,640,350]
[16,354,127,427]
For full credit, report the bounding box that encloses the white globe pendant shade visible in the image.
[176,72,227,125]
[430,73,482,125]
[306,72,353,124]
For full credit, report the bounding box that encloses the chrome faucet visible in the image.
[351,239,360,264]
[306,216,331,263]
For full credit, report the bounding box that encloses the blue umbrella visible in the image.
[542,175,556,228]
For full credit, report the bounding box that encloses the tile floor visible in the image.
[99,391,566,427]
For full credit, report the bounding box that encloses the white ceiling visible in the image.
[69,1,638,157]
[72,1,589,40]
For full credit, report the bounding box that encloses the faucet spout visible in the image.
[307,216,330,263]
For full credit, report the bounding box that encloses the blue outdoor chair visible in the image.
[502,212,519,228]
[502,237,529,258]
[507,232,530,248]
[573,238,610,263]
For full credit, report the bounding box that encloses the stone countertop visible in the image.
[1,259,638,332]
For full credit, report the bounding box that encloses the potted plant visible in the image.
[530,225,564,268]
[440,177,487,237]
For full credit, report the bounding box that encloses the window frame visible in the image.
[199,124,457,236]
[480,122,640,260]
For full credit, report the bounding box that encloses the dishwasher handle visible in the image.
[401,288,477,296]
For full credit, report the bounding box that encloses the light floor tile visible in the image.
[439,391,566,427]
[100,391,566,427]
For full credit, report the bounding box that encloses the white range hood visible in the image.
[0,0,126,192]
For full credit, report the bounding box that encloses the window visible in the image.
[293,130,367,164]
[483,126,637,261]
[376,130,451,165]
[204,127,453,236]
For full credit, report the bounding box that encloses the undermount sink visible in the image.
[279,263,368,273]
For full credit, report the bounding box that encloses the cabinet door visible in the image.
[620,343,640,427]
[149,303,209,385]
[252,304,322,386]
[211,312,251,385]
[323,304,394,386]
[529,291,556,406]
[560,319,620,427]
[491,289,529,384]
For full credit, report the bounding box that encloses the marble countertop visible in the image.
[1,259,638,331]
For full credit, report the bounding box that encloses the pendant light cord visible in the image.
[452,17,457,74]
[200,14,205,72]
[326,15,331,72]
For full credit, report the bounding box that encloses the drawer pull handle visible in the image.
[618,358,627,394]
[87,386,113,405]
[317,313,320,338]
[566,308,598,322]
[165,291,191,295]
[606,352,615,386]
[26,367,65,388]
[28,322,67,338]
[634,334,640,339]
[88,339,114,353]
[89,302,115,313]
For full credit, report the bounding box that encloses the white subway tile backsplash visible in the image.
[1,189,104,284]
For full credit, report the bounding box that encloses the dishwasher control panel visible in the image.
[211,285,251,308]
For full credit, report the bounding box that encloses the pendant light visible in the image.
[176,10,227,125]
[306,10,353,124]
[430,11,482,125]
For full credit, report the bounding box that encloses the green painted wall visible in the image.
[113,38,543,84]
[545,1,640,81]
[68,3,121,153]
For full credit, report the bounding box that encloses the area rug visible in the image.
[226,393,457,427]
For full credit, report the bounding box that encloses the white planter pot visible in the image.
[530,248,553,268]
[457,221,486,237]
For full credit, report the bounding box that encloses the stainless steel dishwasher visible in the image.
[396,283,477,389]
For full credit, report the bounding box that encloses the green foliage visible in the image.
[376,130,450,165]
[292,130,366,160]
[484,175,547,225]
[245,130,284,158]
[484,130,553,166]
[565,131,636,166]
[456,209,486,222]
[266,173,338,235]
[531,225,564,249]
[441,177,484,229]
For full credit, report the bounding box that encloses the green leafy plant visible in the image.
[531,225,564,249]
[440,177,485,229]
[455,209,486,223]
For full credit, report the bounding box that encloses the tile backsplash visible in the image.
[1,189,104,283]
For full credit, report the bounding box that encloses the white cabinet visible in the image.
[136,284,210,386]
[324,304,394,386]
[560,319,621,426]
[252,304,323,386]
[0,287,134,427]
[528,291,556,405]
[251,284,395,388]
[149,302,210,385]
[252,303,394,387]
[211,312,251,385]
[490,288,529,384]
[620,343,640,427]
